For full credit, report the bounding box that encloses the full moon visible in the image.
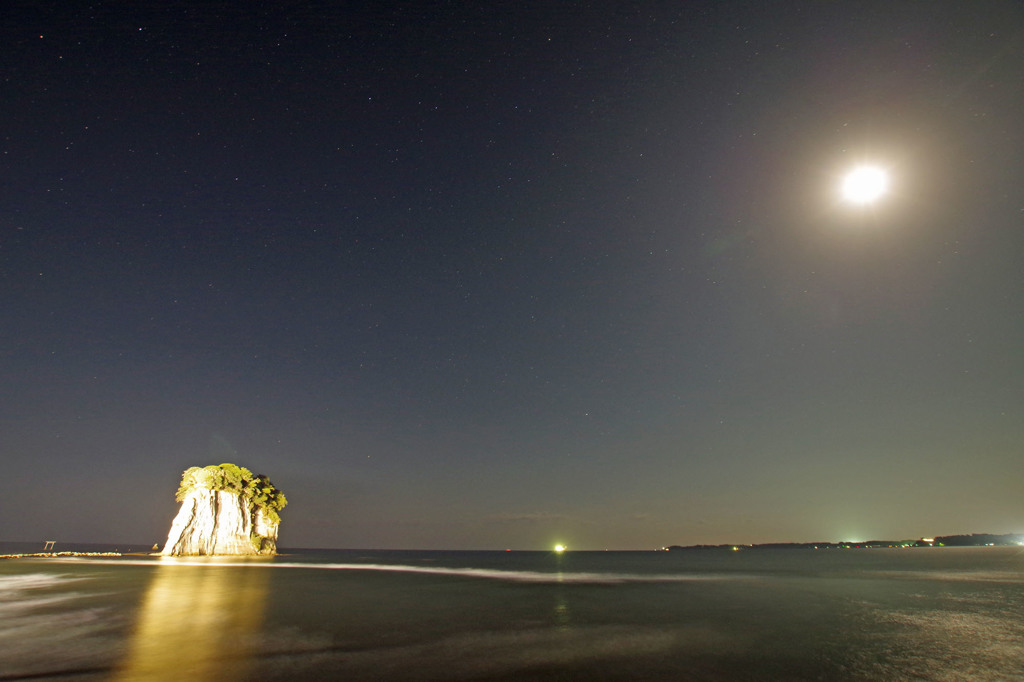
[841,165,889,204]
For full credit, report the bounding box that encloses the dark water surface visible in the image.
[2,545,1023,680]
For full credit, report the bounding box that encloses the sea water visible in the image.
[2,544,1023,680]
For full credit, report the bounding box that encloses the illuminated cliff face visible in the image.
[161,487,279,556]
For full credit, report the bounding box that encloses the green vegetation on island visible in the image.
[175,463,287,524]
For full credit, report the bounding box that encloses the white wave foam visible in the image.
[0,592,88,617]
[0,572,84,594]
[268,562,734,584]
[63,557,737,584]
[878,570,1024,584]
[0,573,91,616]
[0,573,120,678]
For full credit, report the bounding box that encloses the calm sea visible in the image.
[2,543,1023,680]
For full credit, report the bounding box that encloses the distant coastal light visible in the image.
[554,544,567,553]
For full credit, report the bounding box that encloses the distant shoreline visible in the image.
[0,551,122,560]
[2,532,1022,555]
[665,532,1024,551]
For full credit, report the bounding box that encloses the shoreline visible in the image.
[0,551,123,560]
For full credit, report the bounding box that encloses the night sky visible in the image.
[3,2,1023,550]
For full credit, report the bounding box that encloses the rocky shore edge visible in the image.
[0,551,122,560]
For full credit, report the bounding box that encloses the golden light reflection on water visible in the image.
[115,559,269,682]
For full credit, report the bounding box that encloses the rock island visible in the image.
[161,463,287,556]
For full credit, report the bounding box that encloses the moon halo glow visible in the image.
[841,165,889,204]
